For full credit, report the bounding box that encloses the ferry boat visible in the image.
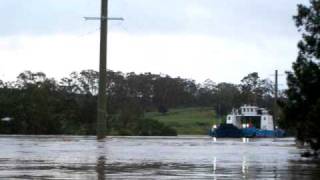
[209,105,285,138]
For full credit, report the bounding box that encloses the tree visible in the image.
[0,69,282,136]
[281,0,320,153]
[214,83,241,116]
[196,79,216,107]
[240,72,274,109]
[78,70,99,95]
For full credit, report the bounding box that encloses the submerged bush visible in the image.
[134,118,177,136]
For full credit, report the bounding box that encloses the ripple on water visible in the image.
[0,136,319,179]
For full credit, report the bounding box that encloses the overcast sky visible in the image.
[0,0,309,86]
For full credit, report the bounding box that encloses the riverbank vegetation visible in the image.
[146,107,216,135]
[0,70,277,135]
[280,0,320,155]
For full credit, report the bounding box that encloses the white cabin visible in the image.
[226,105,274,131]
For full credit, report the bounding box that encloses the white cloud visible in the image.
[0,34,99,81]
[109,32,297,84]
[0,31,296,86]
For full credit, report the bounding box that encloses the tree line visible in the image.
[0,70,277,135]
[280,0,320,155]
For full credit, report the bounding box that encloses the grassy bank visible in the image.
[145,107,218,135]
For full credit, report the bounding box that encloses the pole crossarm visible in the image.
[84,17,124,21]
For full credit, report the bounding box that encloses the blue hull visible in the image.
[209,125,285,138]
[255,129,285,138]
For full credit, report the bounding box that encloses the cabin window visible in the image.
[264,117,266,120]
[257,109,262,114]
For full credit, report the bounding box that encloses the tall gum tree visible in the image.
[281,0,320,153]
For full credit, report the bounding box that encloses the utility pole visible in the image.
[85,0,123,139]
[96,0,108,140]
[274,70,278,129]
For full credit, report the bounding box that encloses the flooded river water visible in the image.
[0,135,319,179]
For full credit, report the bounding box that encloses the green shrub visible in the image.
[134,118,177,136]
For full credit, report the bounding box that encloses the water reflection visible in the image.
[212,157,217,172]
[211,155,251,179]
[96,139,107,180]
[242,156,248,178]
[242,137,249,143]
[212,157,217,180]
[0,136,319,179]
[96,156,106,180]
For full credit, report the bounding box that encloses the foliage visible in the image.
[158,105,168,114]
[280,0,320,153]
[215,83,242,116]
[134,118,177,136]
[0,69,277,135]
[240,72,274,107]
[146,107,216,135]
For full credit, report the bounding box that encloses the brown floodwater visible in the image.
[0,135,319,179]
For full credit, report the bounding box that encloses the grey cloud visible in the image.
[0,0,309,38]
[0,0,100,36]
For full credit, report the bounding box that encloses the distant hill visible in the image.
[145,107,218,135]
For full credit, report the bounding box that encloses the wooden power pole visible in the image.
[96,0,108,139]
[84,0,123,139]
